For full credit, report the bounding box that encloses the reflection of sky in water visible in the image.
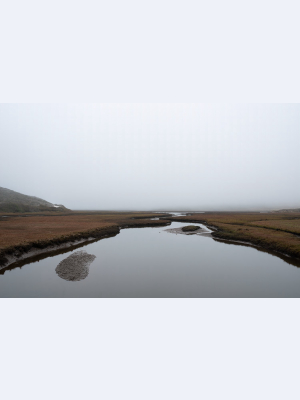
[1,221,300,297]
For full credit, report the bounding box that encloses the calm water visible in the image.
[1,221,300,297]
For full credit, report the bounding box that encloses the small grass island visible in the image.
[181,225,201,232]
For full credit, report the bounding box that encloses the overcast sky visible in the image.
[0,103,299,210]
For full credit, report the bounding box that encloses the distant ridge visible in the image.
[275,208,300,213]
[0,187,69,213]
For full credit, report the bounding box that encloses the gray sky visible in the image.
[1,103,299,210]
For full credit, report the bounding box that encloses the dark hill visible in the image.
[0,187,69,213]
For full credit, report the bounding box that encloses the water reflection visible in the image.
[0,232,118,275]
[1,220,300,297]
[213,237,300,269]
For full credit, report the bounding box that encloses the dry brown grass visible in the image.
[0,212,170,252]
[170,212,300,259]
[3,209,299,266]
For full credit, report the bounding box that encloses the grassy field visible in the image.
[2,209,300,267]
[170,212,300,259]
[0,211,170,265]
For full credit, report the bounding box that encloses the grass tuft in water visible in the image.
[182,225,201,232]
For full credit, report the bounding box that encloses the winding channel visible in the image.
[1,213,300,297]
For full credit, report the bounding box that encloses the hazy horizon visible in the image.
[1,103,299,211]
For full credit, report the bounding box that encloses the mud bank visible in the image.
[164,226,212,238]
[211,230,300,261]
[0,236,107,275]
[169,217,300,262]
[121,220,171,229]
[0,226,120,270]
[0,219,171,271]
[55,250,96,281]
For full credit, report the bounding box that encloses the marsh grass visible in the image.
[182,225,201,232]
[0,211,170,265]
[171,212,300,259]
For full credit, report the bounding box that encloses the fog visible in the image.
[0,103,299,211]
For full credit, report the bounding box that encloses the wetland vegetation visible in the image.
[1,209,300,273]
[170,212,300,260]
[0,211,171,269]
[181,225,201,232]
[2,217,300,298]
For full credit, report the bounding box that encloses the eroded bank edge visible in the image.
[0,219,171,271]
[169,217,300,265]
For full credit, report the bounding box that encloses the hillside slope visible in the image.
[0,187,69,213]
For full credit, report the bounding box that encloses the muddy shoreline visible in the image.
[0,236,109,275]
[169,217,300,263]
[164,225,212,238]
[0,220,171,271]
[1,213,299,272]
[0,226,119,270]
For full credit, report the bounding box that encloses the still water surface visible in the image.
[1,221,300,297]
